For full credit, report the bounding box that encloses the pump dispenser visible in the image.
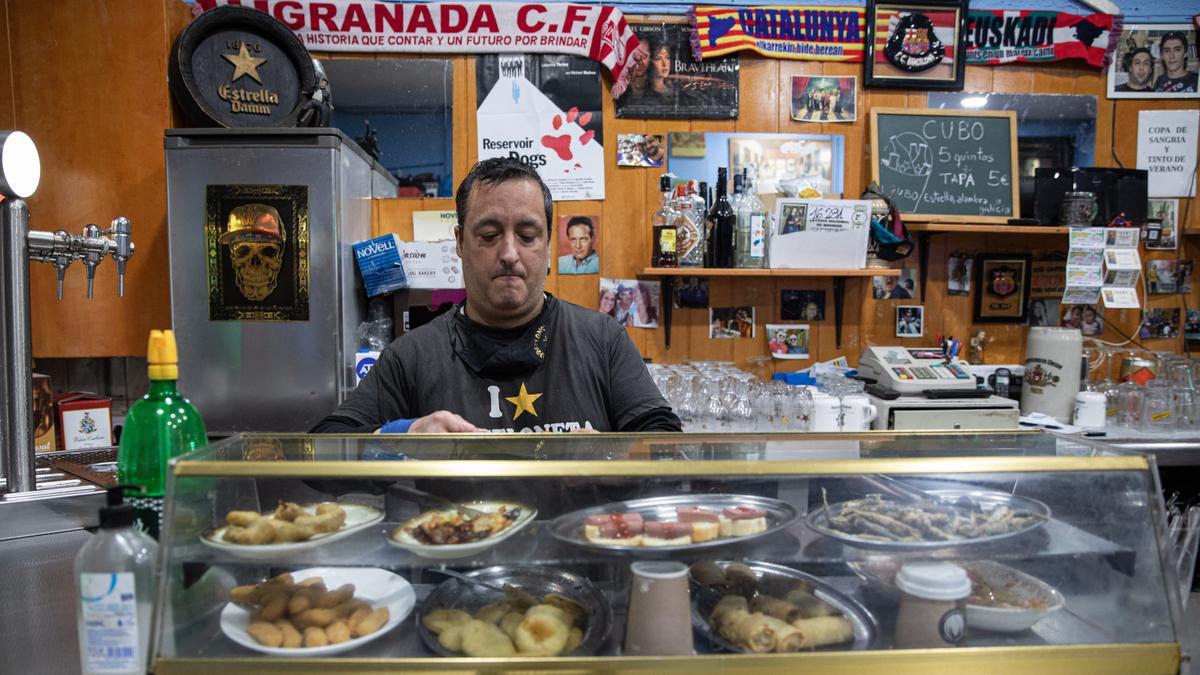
[117,329,207,538]
[75,485,158,675]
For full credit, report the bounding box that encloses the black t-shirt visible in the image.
[1155,71,1199,93]
[324,294,672,433]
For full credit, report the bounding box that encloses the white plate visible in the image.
[963,561,1064,633]
[219,566,414,656]
[387,501,536,560]
[202,504,384,560]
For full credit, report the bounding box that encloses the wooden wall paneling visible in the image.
[639,116,675,363]
[452,56,471,194]
[18,0,189,356]
[1030,61,1078,95]
[0,0,13,129]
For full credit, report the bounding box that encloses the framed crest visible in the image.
[864,0,968,90]
[974,254,1031,323]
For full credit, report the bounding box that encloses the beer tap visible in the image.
[1,129,135,498]
[26,216,135,299]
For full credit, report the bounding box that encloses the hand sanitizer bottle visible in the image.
[76,485,158,675]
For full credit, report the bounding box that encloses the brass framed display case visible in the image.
[152,431,1185,674]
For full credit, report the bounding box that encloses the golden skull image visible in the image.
[218,203,286,301]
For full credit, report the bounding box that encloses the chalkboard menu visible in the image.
[870,108,1018,223]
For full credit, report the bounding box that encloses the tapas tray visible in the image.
[806,489,1051,551]
[690,560,877,653]
[548,494,799,554]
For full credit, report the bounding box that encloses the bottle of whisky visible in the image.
[676,186,705,268]
[651,175,678,267]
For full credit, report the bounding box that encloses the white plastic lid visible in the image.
[895,562,971,601]
[630,561,688,580]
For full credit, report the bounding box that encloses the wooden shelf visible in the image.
[907,223,1070,234]
[639,267,893,351]
[638,267,899,277]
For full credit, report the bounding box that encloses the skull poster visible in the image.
[206,184,309,321]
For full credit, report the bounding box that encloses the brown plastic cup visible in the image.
[894,562,970,648]
[623,561,694,656]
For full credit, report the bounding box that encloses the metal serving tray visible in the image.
[806,488,1051,551]
[690,560,877,652]
[548,494,800,555]
[417,565,612,657]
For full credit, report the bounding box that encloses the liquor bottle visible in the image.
[675,186,705,268]
[736,171,768,269]
[731,173,744,212]
[117,329,207,539]
[708,167,737,268]
[698,180,714,268]
[651,175,678,267]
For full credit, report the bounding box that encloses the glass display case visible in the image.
[152,431,1185,674]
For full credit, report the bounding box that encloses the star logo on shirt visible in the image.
[223,43,266,84]
[506,382,542,420]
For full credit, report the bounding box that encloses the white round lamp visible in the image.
[0,130,40,199]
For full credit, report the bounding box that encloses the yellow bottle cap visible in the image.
[147,329,179,381]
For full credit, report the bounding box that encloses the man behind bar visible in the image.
[314,158,680,434]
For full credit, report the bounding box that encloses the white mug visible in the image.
[810,392,842,431]
[840,393,878,431]
[1073,390,1106,429]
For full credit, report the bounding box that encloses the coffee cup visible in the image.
[1073,390,1106,429]
[810,392,841,432]
[840,393,878,431]
[624,561,693,655]
[893,562,970,648]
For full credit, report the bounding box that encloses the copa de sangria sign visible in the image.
[187,0,643,97]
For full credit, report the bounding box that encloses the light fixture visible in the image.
[0,130,41,199]
[960,96,989,109]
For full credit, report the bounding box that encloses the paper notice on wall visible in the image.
[413,211,458,241]
[1137,110,1199,198]
[476,54,604,201]
[1062,227,1103,305]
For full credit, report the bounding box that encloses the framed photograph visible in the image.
[667,132,706,158]
[1185,309,1200,345]
[672,276,709,308]
[616,134,665,167]
[791,76,857,123]
[729,136,835,198]
[599,278,660,328]
[766,324,811,359]
[1029,298,1060,328]
[205,184,309,322]
[616,23,740,119]
[1146,199,1180,250]
[1061,304,1104,337]
[872,269,919,300]
[557,214,600,275]
[782,290,825,321]
[896,305,924,337]
[973,254,1031,323]
[1107,25,1199,99]
[1147,260,1182,294]
[710,306,756,339]
[947,255,972,296]
[1140,308,1182,339]
[864,0,968,90]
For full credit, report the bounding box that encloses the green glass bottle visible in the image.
[117,329,207,539]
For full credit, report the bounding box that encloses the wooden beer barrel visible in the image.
[168,5,316,128]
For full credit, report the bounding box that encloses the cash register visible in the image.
[856,346,1019,431]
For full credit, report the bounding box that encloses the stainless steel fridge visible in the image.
[165,129,397,433]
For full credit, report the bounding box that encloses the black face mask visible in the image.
[450,298,552,377]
